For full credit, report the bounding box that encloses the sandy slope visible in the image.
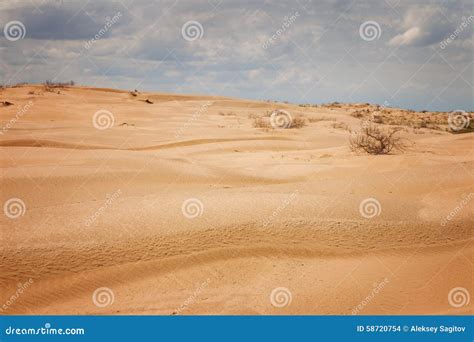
[0,85,472,315]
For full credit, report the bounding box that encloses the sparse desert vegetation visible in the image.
[44,80,75,88]
[43,80,75,94]
[349,105,473,133]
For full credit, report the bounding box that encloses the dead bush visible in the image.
[350,123,405,155]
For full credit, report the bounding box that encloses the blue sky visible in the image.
[0,0,472,111]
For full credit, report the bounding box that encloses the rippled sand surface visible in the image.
[1,85,472,314]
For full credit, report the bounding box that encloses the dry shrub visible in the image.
[350,123,405,155]
[290,116,306,128]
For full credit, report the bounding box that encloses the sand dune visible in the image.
[0,136,291,151]
[0,85,472,315]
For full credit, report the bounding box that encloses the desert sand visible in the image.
[0,84,472,315]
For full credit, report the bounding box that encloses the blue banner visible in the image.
[0,315,472,341]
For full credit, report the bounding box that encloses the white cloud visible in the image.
[388,5,455,47]
[389,26,422,46]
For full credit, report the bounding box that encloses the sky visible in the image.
[0,0,472,111]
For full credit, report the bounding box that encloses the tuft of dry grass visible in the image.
[253,117,272,129]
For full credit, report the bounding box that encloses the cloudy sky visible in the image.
[0,0,472,111]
